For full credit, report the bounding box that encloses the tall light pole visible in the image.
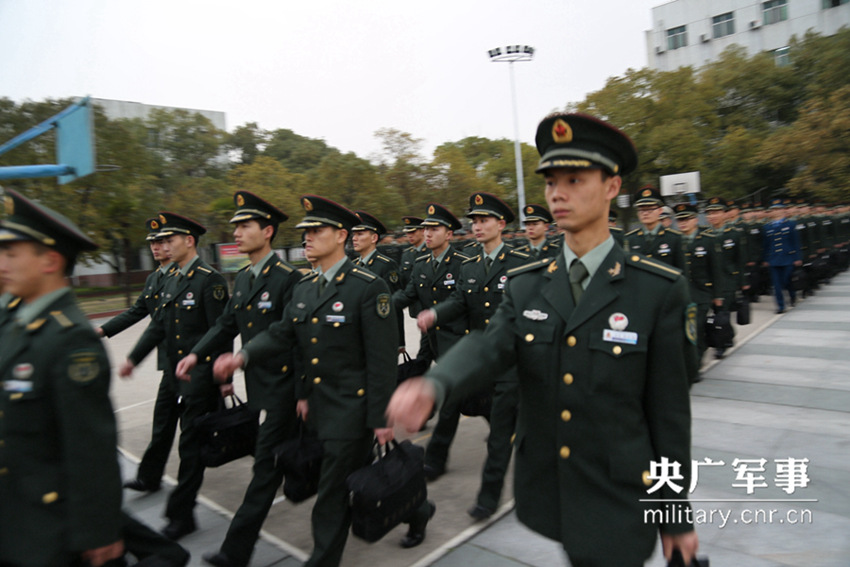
[488,45,534,224]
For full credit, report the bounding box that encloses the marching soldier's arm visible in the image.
[202,272,230,328]
[362,278,399,429]
[242,309,296,372]
[55,327,123,551]
[191,295,239,368]
[100,285,151,337]
[392,274,419,311]
[431,269,469,324]
[709,236,725,303]
[644,275,695,533]
[127,312,167,366]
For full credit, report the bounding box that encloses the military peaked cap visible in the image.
[295,195,359,231]
[422,203,462,231]
[535,113,638,176]
[353,211,388,235]
[524,204,553,223]
[156,212,206,239]
[466,192,515,223]
[230,191,288,225]
[633,185,664,207]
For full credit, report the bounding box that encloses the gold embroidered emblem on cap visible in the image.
[151,220,159,229]
[303,198,313,211]
[642,189,651,197]
[428,205,435,215]
[475,194,484,205]
[237,194,245,206]
[552,119,573,143]
[4,196,13,215]
[159,214,167,224]
[526,206,533,214]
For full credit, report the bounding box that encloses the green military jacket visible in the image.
[192,255,300,412]
[243,259,397,440]
[426,247,695,564]
[682,229,724,305]
[354,251,405,347]
[512,235,562,261]
[399,244,426,317]
[128,257,230,397]
[710,225,747,302]
[101,263,176,370]
[0,291,122,566]
[393,245,470,358]
[624,226,686,271]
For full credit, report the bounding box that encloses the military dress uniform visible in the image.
[421,114,695,566]
[187,192,301,566]
[430,192,531,511]
[101,218,179,491]
[239,196,409,566]
[393,204,470,359]
[398,216,435,363]
[0,190,123,567]
[513,204,561,260]
[127,213,230,534]
[762,199,802,313]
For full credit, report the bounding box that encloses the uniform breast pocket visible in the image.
[289,306,308,325]
[5,389,49,434]
[515,320,557,376]
[588,330,648,393]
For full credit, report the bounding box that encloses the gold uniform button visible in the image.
[175,319,179,324]
[567,336,577,347]
[433,300,438,305]
[525,333,534,342]
[205,356,211,362]
[612,345,622,355]
[246,305,252,311]
[357,388,365,397]
[311,337,318,344]
[563,373,574,385]
[484,302,490,308]
[186,306,192,311]
[312,317,319,324]
[561,410,572,422]
[0,440,4,447]
[435,326,441,331]
[0,467,8,475]
[178,350,183,355]
[484,319,490,325]
[631,255,640,262]
[10,393,23,401]
[313,377,321,384]
[642,470,652,486]
[432,286,437,291]
[559,446,571,459]
[311,358,319,365]
[0,411,3,418]
[333,322,340,328]
[175,334,180,339]
[42,492,59,504]
[484,286,489,292]
[293,317,298,322]
[281,365,288,372]
[247,322,253,328]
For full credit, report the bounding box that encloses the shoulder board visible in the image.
[666,228,682,235]
[350,267,377,281]
[415,253,430,262]
[274,261,295,273]
[625,254,682,281]
[375,254,391,263]
[239,264,251,273]
[196,266,212,274]
[625,228,641,236]
[26,318,48,331]
[299,271,317,282]
[8,297,22,309]
[453,251,471,261]
[610,226,624,233]
[463,241,479,248]
[508,248,531,259]
[507,257,553,277]
[514,244,529,252]
[546,239,561,248]
[462,255,480,265]
[50,310,75,328]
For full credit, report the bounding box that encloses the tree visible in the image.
[226,122,267,165]
[373,128,429,214]
[263,128,337,173]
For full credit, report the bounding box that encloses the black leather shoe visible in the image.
[776,308,786,314]
[162,517,196,541]
[423,464,444,482]
[401,500,436,548]
[123,478,161,493]
[467,504,494,520]
[135,553,190,567]
[202,551,237,567]
[714,348,725,360]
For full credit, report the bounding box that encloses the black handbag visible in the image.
[195,395,259,468]
[273,421,324,503]
[667,549,709,567]
[459,386,493,418]
[346,439,427,543]
[704,309,734,349]
[397,351,431,385]
[735,294,751,325]
[791,266,808,291]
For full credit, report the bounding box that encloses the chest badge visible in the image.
[13,363,34,380]
[608,313,629,331]
[332,301,344,312]
[186,292,194,299]
[261,291,270,301]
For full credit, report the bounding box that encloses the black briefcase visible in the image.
[704,309,734,349]
[195,395,259,468]
[667,548,709,567]
[273,421,324,503]
[459,387,493,418]
[397,351,431,385]
[346,439,427,543]
[791,266,808,291]
[735,294,751,325]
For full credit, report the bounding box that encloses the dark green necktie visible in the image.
[484,256,493,275]
[569,259,588,304]
[318,276,327,294]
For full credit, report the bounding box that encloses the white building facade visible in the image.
[646,0,850,71]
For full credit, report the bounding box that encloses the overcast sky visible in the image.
[0,0,662,161]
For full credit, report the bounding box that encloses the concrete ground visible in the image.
[102,270,850,566]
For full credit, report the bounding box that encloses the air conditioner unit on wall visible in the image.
[656,46,665,54]
[701,34,710,42]
[750,20,761,29]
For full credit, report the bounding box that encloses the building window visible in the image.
[822,0,849,8]
[774,46,790,66]
[712,12,735,38]
[763,0,788,25]
[667,25,688,50]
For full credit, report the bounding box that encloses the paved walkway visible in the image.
[120,271,850,566]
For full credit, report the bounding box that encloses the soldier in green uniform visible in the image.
[399,216,434,365]
[387,113,699,566]
[393,204,470,360]
[674,203,724,375]
[625,186,685,271]
[0,189,124,566]
[352,210,405,352]
[169,192,299,567]
[705,197,748,358]
[514,204,560,259]
[119,212,230,540]
[213,195,434,565]
[419,192,530,517]
[608,209,625,246]
[99,218,178,493]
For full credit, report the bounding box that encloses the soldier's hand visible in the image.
[175,353,197,381]
[416,310,436,333]
[794,260,803,266]
[386,377,435,433]
[96,326,105,337]
[712,298,723,308]
[214,352,244,381]
[118,359,135,379]
[398,346,407,354]
[296,399,309,421]
[219,383,235,397]
[374,427,394,445]
[661,530,699,565]
[81,540,124,566]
